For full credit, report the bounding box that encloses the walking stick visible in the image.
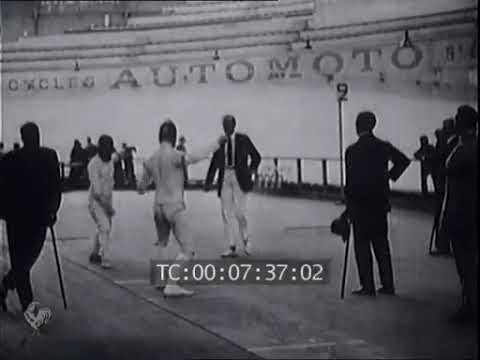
[429,212,438,254]
[340,225,351,300]
[49,226,68,310]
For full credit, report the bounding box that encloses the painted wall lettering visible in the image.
[226,60,255,83]
[111,69,141,89]
[268,56,302,79]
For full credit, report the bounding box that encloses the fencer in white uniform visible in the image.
[138,119,226,297]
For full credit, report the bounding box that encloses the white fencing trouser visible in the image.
[153,202,195,286]
[221,169,248,248]
[88,200,113,261]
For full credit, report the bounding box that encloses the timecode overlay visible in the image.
[150,260,330,285]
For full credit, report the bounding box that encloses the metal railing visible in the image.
[60,155,424,193]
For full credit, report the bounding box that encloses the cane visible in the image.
[340,225,351,300]
[49,226,68,310]
[428,212,438,254]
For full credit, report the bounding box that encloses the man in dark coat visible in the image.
[0,122,62,330]
[205,115,261,258]
[440,105,478,324]
[345,111,410,296]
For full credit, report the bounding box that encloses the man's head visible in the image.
[97,135,114,162]
[179,135,186,145]
[159,119,177,147]
[455,105,478,136]
[122,142,127,149]
[356,111,376,136]
[0,142,4,151]
[223,114,236,136]
[420,135,429,146]
[87,136,92,144]
[20,122,40,149]
[442,118,455,136]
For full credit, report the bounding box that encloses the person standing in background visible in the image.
[87,135,116,269]
[85,136,97,162]
[112,147,125,189]
[69,139,85,187]
[121,143,137,187]
[0,122,62,330]
[345,111,410,296]
[433,129,447,196]
[176,136,189,186]
[414,135,436,197]
[205,115,261,258]
[443,118,459,159]
[434,118,459,256]
[440,105,478,324]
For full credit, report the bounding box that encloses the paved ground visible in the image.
[1,190,478,359]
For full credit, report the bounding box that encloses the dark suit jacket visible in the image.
[205,133,261,197]
[441,136,477,237]
[0,146,62,226]
[345,134,410,217]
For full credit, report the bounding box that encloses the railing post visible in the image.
[273,158,279,189]
[296,158,302,187]
[322,159,328,189]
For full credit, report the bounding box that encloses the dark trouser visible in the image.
[2,221,47,311]
[434,193,451,253]
[450,227,478,312]
[124,160,136,186]
[352,211,394,291]
[420,167,431,196]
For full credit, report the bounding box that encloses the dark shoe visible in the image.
[430,250,451,257]
[378,287,395,296]
[352,288,376,296]
[449,306,474,324]
[0,282,7,312]
[89,253,102,264]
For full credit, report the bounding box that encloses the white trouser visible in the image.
[221,169,248,247]
[88,200,113,261]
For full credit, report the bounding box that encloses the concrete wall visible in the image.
[2,42,477,190]
[1,0,477,191]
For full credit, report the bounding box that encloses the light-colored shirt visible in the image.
[138,141,219,205]
[87,155,114,206]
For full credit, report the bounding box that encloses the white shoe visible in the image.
[24,302,52,331]
[243,239,252,256]
[163,284,195,298]
[221,246,238,258]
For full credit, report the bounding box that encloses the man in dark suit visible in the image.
[440,105,477,323]
[345,111,410,296]
[205,115,261,258]
[0,122,62,330]
[413,135,436,197]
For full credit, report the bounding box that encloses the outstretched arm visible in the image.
[183,142,220,165]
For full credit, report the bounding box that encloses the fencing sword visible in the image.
[49,225,68,310]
